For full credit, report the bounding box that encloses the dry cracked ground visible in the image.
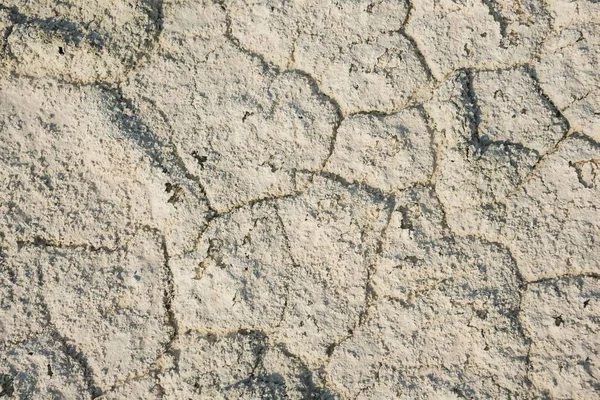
[0,0,599,399]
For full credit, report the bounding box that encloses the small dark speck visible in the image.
[58,46,65,55]
[47,364,53,377]
[451,387,468,399]
[583,299,590,308]
[242,111,253,122]
[326,343,336,356]
[554,315,564,327]
[165,182,184,204]
[191,151,208,168]
[168,186,183,204]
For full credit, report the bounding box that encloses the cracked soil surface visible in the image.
[0,0,599,399]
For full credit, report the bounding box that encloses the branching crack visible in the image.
[15,236,124,253]
[460,69,483,149]
[480,0,510,42]
[525,272,600,285]
[100,83,217,215]
[50,331,104,399]
[159,234,181,372]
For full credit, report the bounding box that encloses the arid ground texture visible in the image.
[0,0,599,398]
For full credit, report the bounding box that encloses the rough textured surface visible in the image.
[0,0,599,398]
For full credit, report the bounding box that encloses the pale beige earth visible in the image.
[0,0,599,399]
